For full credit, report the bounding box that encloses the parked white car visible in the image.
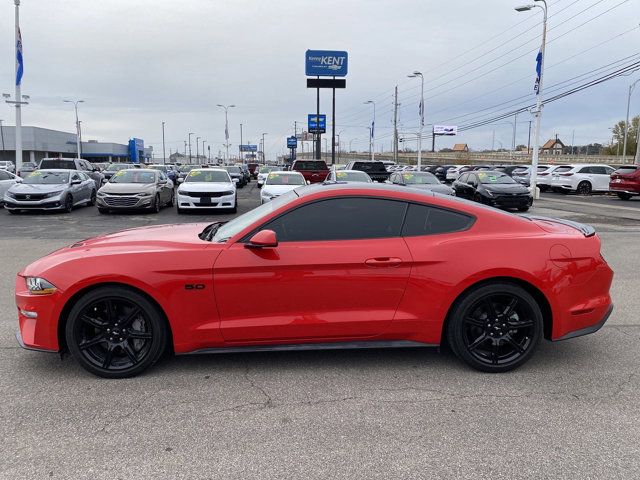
[550,164,615,194]
[260,171,306,204]
[446,165,471,182]
[536,165,563,191]
[0,169,22,205]
[176,168,237,213]
[256,166,279,187]
[0,160,16,174]
[511,164,551,186]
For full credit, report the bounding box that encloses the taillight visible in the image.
[560,173,574,176]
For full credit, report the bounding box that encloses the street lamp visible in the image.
[349,138,357,152]
[188,132,194,164]
[63,100,84,159]
[161,121,166,165]
[515,0,547,199]
[407,71,425,169]
[261,133,268,162]
[364,100,376,161]
[622,79,639,163]
[217,104,236,164]
[202,140,207,164]
[196,136,201,164]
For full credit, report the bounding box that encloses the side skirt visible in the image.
[179,340,437,356]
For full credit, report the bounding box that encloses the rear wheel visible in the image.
[446,283,543,373]
[65,286,168,378]
[576,181,592,195]
[617,192,632,201]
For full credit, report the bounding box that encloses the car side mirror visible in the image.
[306,180,311,185]
[177,178,184,184]
[246,229,278,249]
[233,178,239,183]
[101,178,107,184]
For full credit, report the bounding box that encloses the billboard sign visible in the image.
[308,114,326,133]
[240,144,258,152]
[287,136,297,149]
[433,125,457,136]
[305,50,348,77]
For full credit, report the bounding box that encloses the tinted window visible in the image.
[614,166,638,175]
[402,203,474,236]
[0,170,11,180]
[578,167,592,174]
[458,173,469,183]
[590,166,607,175]
[40,159,76,170]
[263,197,407,242]
[293,161,328,171]
[352,162,385,172]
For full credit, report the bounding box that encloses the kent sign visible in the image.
[305,50,348,77]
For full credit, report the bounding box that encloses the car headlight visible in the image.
[25,277,57,295]
[44,190,64,198]
[5,191,16,199]
[136,192,152,197]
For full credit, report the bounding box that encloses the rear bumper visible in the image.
[554,304,613,341]
[609,186,639,195]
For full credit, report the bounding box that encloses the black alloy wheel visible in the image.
[576,181,592,195]
[152,194,161,213]
[447,283,542,372]
[63,194,73,213]
[65,286,167,378]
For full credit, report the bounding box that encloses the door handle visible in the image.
[365,257,402,268]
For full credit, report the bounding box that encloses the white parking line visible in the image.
[537,196,640,213]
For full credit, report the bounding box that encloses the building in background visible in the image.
[540,138,565,155]
[0,126,152,164]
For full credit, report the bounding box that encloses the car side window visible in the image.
[402,203,475,237]
[158,171,167,181]
[458,173,468,183]
[578,167,592,174]
[591,166,607,175]
[261,197,408,242]
[605,167,615,174]
[467,174,477,186]
[71,173,80,182]
[0,170,9,181]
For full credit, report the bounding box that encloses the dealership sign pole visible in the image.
[305,50,347,164]
[432,125,457,152]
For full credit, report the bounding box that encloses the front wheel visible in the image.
[576,181,592,195]
[517,206,530,212]
[617,192,633,201]
[152,194,161,213]
[88,190,97,206]
[65,286,168,378]
[446,283,543,373]
[63,194,73,213]
[230,196,238,214]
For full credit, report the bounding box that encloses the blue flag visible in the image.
[534,50,542,94]
[371,121,375,138]
[16,28,23,86]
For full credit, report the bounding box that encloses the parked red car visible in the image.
[609,165,640,200]
[16,183,613,378]
[291,159,329,183]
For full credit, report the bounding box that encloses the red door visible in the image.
[213,237,412,343]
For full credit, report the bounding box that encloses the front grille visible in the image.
[14,193,47,201]
[184,191,233,198]
[104,196,139,207]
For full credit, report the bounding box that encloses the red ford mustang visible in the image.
[15,183,613,378]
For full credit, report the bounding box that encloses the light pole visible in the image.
[622,79,639,163]
[6,0,26,171]
[217,104,236,164]
[516,0,547,199]
[349,138,357,152]
[161,121,166,165]
[0,119,5,152]
[364,100,376,161]
[202,140,207,164]
[63,100,84,159]
[407,71,424,169]
[196,136,201,164]
[188,132,194,164]
[261,132,267,162]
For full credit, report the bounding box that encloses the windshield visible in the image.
[353,162,384,172]
[224,166,241,174]
[24,171,69,184]
[335,171,371,182]
[477,172,517,184]
[294,161,328,171]
[401,172,439,184]
[179,165,194,172]
[185,170,230,183]
[110,170,156,183]
[149,165,167,172]
[106,164,131,172]
[265,173,305,185]
[40,160,75,169]
[212,190,298,242]
[259,166,277,174]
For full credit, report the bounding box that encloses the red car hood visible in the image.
[20,223,216,277]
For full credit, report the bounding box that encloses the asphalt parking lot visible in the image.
[1,185,639,479]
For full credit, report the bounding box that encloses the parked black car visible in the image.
[344,161,390,183]
[238,164,251,183]
[389,171,455,196]
[221,165,246,188]
[453,170,532,211]
[433,164,456,182]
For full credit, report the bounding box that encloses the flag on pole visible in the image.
[225,123,229,141]
[419,99,424,126]
[371,121,375,138]
[534,50,542,94]
[16,28,24,86]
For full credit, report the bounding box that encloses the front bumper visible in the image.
[177,193,235,209]
[486,195,533,209]
[4,196,65,210]
[15,276,61,352]
[96,195,153,210]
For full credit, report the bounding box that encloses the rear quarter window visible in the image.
[41,159,77,170]
[402,203,475,236]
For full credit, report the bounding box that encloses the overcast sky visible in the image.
[1,0,638,159]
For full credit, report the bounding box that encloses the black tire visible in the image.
[152,194,161,213]
[7,209,19,215]
[576,181,592,195]
[473,193,484,204]
[167,191,175,207]
[98,208,108,214]
[539,185,548,192]
[65,286,168,378]
[517,206,530,212]
[446,283,543,373]
[63,194,73,213]
[176,205,183,214]
[230,196,238,214]
[617,192,632,201]
[88,190,97,206]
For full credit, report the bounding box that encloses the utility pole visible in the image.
[161,121,166,165]
[183,141,187,156]
[188,132,194,164]
[364,100,376,161]
[0,120,5,152]
[196,136,200,163]
[492,130,495,151]
[217,104,236,165]
[407,71,424,169]
[239,123,243,162]
[393,86,399,163]
[12,0,25,171]
[571,129,575,155]
[622,80,639,163]
[527,121,532,154]
[63,100,84,158]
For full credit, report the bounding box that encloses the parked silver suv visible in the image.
[96,168,174,213]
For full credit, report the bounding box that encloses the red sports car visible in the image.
[15,183,613,378]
